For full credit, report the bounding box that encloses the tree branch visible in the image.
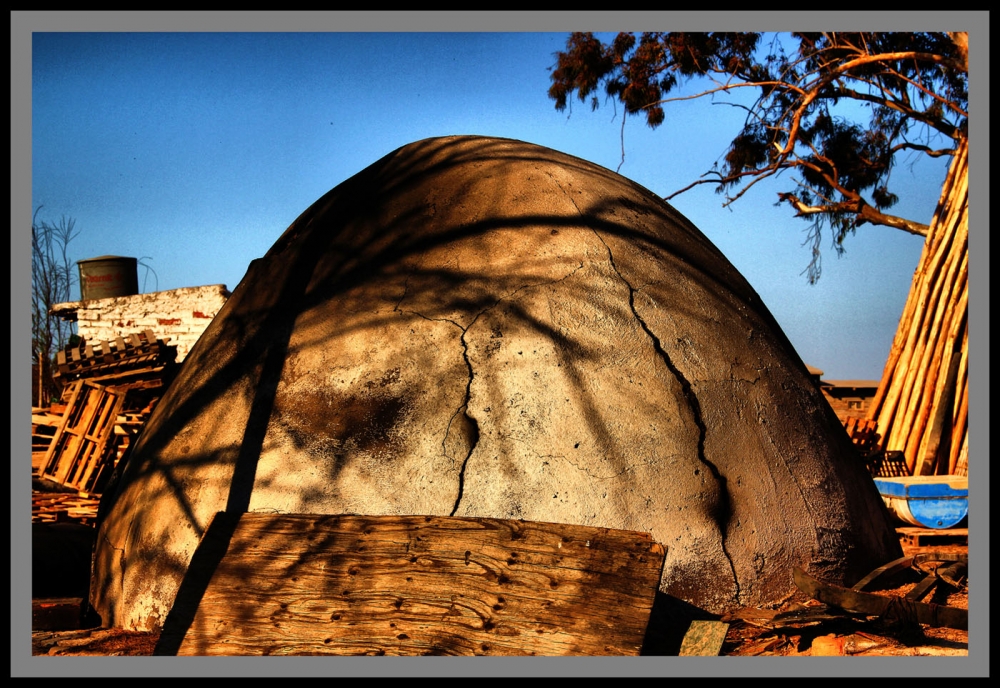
[778,192,929,236]
[821,50,967,80]
[636,78,805,111]
[889,141,955,158]
[827,85,960,139]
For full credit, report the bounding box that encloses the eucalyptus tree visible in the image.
[549,32,969,473]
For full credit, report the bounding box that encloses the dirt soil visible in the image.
[31,537,967,657]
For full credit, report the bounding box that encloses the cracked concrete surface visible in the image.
[593,228,740,600]
[92,135,902,631]
[445,317,479,517]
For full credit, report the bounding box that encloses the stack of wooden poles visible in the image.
[867,138,968,477]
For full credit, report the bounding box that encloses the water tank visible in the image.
[77,255,139,300]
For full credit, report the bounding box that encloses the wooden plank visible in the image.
[143,329,162,355]
[32,451,49,473]
[167,514,666,656]
[916,350,963,476]
[897,527,968,547]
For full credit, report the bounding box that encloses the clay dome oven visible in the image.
[92,135,901,631]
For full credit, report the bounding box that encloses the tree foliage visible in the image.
[549,32,968,282]
[32,206,80,403]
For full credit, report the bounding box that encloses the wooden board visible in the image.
[897,527,968,547]
[166,513,666,656]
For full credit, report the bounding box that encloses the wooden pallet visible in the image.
[842,417,910,478]
[54,330,174,383]
[896,527,968,547]
[845,416,880,454]
[40,381,127,494]
[37,365,166,492]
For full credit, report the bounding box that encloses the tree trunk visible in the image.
[867,137,968,476]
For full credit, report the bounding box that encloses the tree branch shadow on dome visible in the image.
[91,137,897,633]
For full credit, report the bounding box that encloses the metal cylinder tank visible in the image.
[77,255,139,300]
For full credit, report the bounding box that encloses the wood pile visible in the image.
[31,492,102,526]
[34,330,176,496]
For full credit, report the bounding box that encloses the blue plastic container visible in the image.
[873,475,968,529]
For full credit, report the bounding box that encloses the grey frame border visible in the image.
[12,11,989,677]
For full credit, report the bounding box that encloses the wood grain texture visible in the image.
[172,513,666,656]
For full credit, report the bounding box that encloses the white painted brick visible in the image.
[67,284,230,363]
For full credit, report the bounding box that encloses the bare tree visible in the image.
[32,206,80,405]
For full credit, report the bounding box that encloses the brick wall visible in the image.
[821,392,867,423]
[59,284,230,363]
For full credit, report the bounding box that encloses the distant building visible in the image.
[805,364,825,388]
[805,364,880,423]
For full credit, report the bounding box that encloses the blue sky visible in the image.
[27,22,964,383]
